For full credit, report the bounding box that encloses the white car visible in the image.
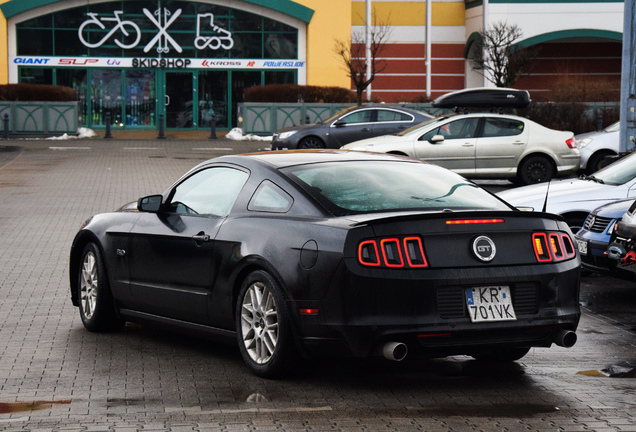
[576,121,619,174]
[498,150,636,231]
[342,112,579,185]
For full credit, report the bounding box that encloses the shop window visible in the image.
[56,69,89,125]
[126,70,156,126]
[199,71,228,129]
[91,70,123,126]
[264,71,295,85]
[17,29,53,56]
[19,68,53,85]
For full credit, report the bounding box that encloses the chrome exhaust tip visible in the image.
[382,342,408,361]
[554,330,577,348]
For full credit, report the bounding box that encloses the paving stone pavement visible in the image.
[0,139,635,432]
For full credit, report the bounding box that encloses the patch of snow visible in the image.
[45,128,96,140]
[225,127,272,142]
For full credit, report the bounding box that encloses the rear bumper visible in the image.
[292,260,581,358]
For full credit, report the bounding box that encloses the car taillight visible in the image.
[565,137,577,149]
[532,232,576,262]
[358,236,429,268]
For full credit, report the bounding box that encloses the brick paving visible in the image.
[0,139,635,431]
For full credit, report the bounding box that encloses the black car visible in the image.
[271,105,432,150]
[70,151,580,377]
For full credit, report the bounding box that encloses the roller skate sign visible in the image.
[78,7,233,53]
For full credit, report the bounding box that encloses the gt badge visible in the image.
[472,236,496,262]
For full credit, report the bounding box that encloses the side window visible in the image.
[248,180,294,213]
[418,118,479,141]
[482,118,524,137]
[168,167,249,217]
[338,110,372,125]
[377,110,412,122]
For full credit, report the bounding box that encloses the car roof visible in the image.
[217,150,420,169]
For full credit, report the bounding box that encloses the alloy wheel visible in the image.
[80,251,98,320]
[240,281,279,364]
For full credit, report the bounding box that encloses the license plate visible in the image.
[465,286,517,322]
[577,239,588,256]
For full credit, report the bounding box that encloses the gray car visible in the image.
[271,105,432,150]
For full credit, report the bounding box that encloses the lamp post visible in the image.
[619,0,636,154]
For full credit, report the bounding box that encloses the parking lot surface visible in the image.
[0,139,635,432]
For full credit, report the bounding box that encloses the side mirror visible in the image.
[429,134,445,144]
[138,195,163,213]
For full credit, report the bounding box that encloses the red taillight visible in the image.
[533,233,552,262]
[533,232,576,262]
[358,240,381,266]
[358,236,429,268]
[565,137,577,149]
[446,218,504,225]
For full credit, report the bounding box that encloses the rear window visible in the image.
[283,160,510,216]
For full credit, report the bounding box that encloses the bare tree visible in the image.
[334,11,391,106]
[469,21,538,88]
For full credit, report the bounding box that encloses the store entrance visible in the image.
[163,71,194,128]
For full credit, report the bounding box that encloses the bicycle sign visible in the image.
[78,8,235,53]
[78,10,141,49]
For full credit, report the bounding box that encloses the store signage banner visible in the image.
[12,57,306,70]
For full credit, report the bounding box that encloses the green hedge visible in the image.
[244,84,355,103]
[0,84,77,102]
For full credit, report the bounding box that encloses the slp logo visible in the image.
[59,59,99,65]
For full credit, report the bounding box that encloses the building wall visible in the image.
[465,0,623,94]
[0,0,9,83]
[351,0,467,102]
[296,0,352,88]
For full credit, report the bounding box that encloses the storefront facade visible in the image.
[0,0,347,130]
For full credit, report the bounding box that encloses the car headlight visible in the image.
[577,138,592,149]
[277,130,298,140]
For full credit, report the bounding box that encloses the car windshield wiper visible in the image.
[580,174,605,184]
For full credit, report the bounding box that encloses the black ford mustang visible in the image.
[69,150,580,377]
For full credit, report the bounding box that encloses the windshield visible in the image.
[605,122,620,133]
[591,151,636,185]
[397,115,452,136]
[283,160,510,216]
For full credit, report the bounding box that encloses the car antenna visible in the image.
[541,180,551,212]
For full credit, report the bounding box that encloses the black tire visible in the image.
[517,155,554,185]
[298,136,325,149]
[472,347,530,362]
[77,243,124,332]
[236,270,298,378]
[586,151,616,174]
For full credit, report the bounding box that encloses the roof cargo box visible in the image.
[432,88,531,109]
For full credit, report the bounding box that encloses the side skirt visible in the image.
[119,308,237,345]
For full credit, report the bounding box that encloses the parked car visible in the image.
[607,200,636,278]
[270,105,432,150]
[69,150,580,378]
[498,151,636,231]
[576,121,619,174]
[574,199,632,277]
[342,112,579,184]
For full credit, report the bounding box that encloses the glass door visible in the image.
[164,71,194,128]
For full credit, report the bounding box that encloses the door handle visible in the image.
[165,95,170,106]
[361,128,370,132]
[192,233,210,243]
[462,142,474,147]
[513,141,524,145]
